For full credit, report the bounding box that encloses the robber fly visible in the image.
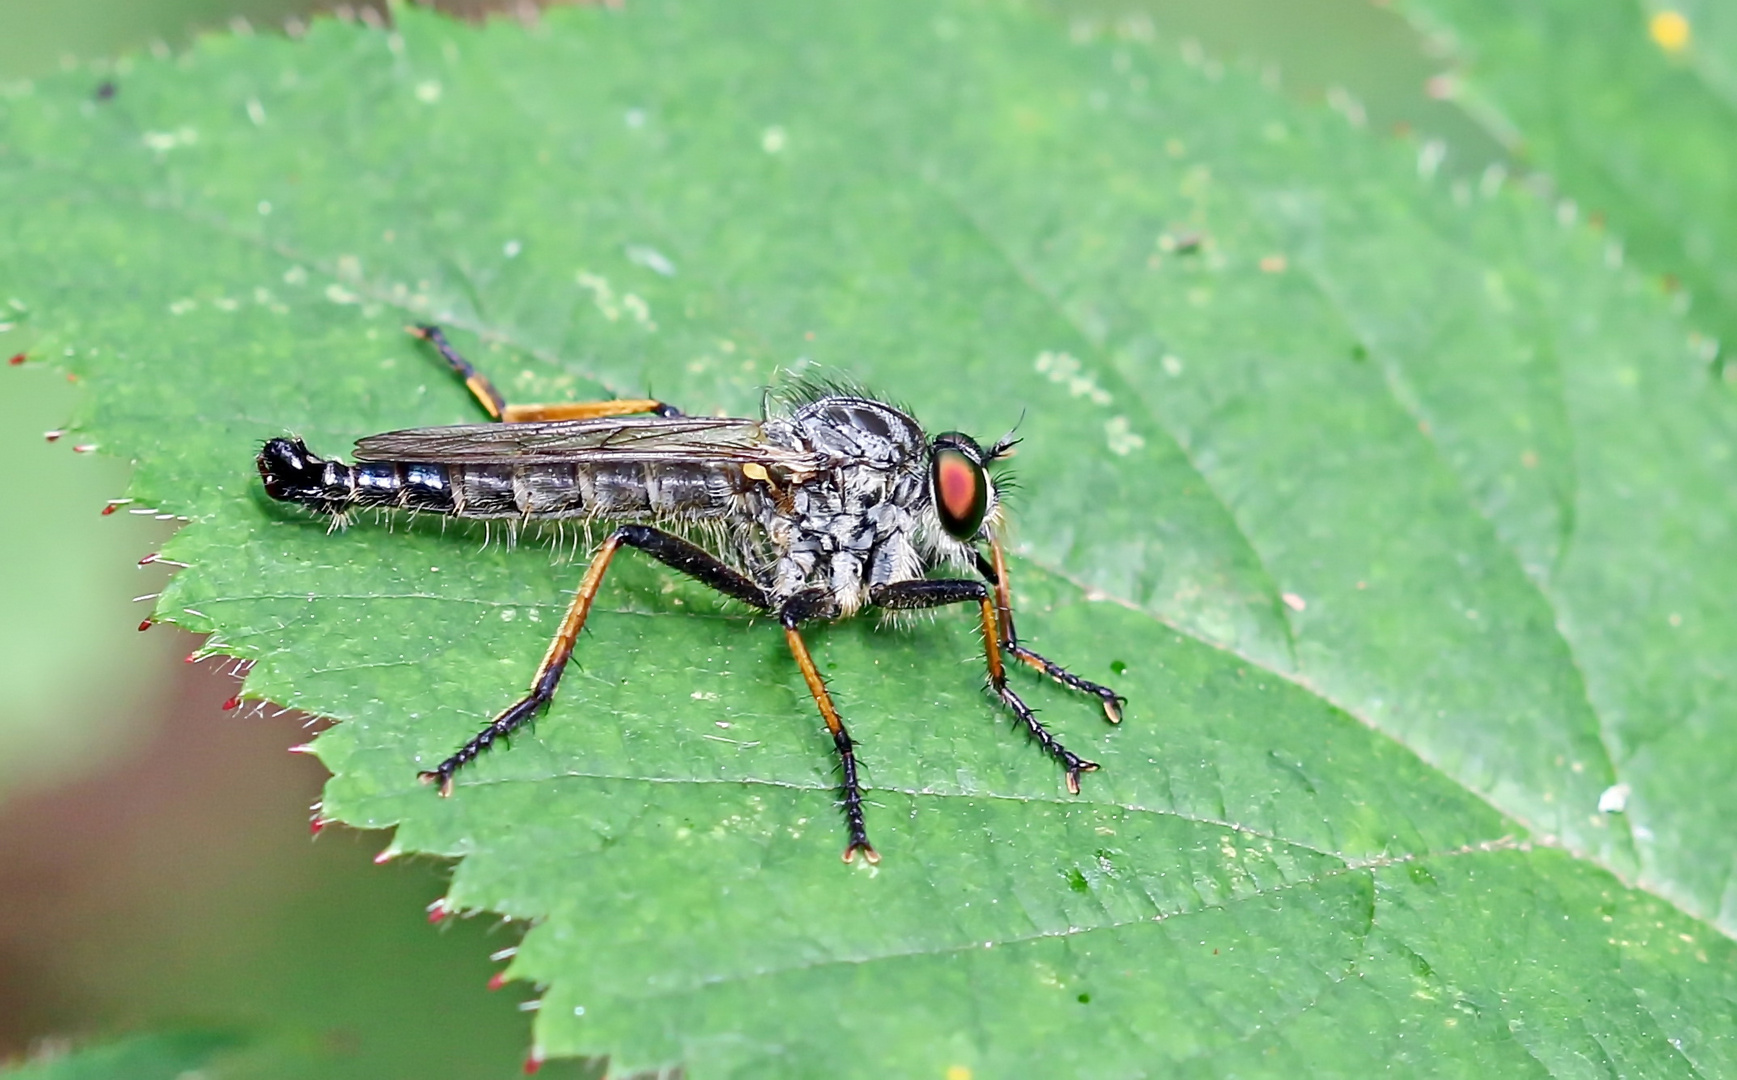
[257,325,1123,862]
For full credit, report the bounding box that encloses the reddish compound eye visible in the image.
[931,444,987,540]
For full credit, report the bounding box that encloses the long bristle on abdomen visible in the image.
[258,438,744,520]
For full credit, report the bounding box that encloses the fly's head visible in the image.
[923,430,1015,565]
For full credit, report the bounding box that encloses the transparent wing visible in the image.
[353,416,807,467]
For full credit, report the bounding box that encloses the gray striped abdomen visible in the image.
[449,459,743,519]
[276,451,748,521]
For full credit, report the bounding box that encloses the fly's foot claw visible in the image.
[843,840,880,865]
[1065,759,1101,795]
[418,769,455,797]
[1101,691,1126,724]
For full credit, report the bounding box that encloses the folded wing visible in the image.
[354,416,805,467]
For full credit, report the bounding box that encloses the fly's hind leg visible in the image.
[420,524,769,794]
[407,323,684,422]
[780,590,877,865]
[983,538,1124,723]
[870,579,1101,795]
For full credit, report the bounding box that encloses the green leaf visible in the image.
[1395,0,1737,371]
[5,1,1736,1075]
[1,1031,240,1080]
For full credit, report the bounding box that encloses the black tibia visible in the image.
[409,323,684,421]
[781,590,874,863]
[867,579,1100,794]
[419,525,771,794]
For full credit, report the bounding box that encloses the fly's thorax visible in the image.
[749,393,1008,609]
[787,396,927,468]
[749,396,932,611]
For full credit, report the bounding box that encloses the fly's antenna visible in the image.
[987,410,1025,461]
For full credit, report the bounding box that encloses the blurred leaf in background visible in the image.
[0,367,171,802]
[0,1030,242,1080]
[0,0,326,78]
[1397,0,1736,373]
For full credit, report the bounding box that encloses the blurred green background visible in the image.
[0,0,1496,1074]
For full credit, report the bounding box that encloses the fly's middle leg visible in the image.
[780,589,877,865]
[420,525,770,794]
[407,323,684,422]
[869,579,1102,795]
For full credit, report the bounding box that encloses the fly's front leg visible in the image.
[421,525,769,794]
[781,590,877,864]
[869,579,1100,795]
[985,539,1124,723]
[407,323,684,422]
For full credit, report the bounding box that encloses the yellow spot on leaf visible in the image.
[1650,10,1690,52]
[946,1069,973,1080]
